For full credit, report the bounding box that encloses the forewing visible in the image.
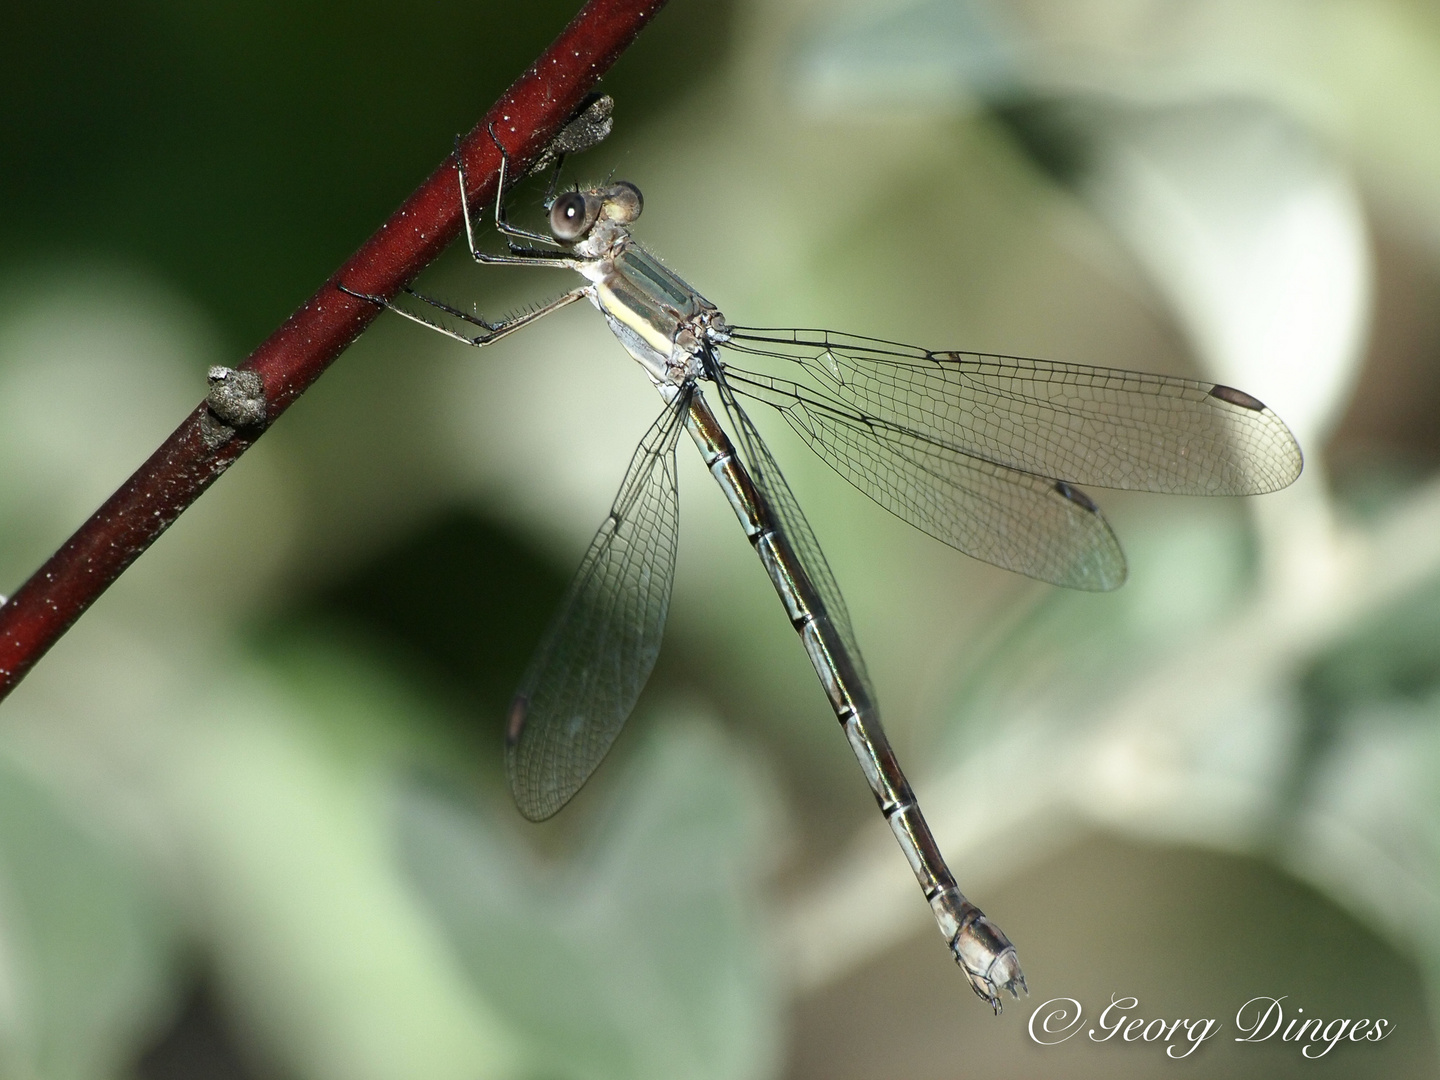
[724,328,1303,496]
[721,363,1125,590]
[506,399,686,821]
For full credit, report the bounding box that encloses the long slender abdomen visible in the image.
[682,390,1025,1009]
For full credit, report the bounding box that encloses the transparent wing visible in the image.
[712,378,874,691]
[506,396,687,821]
[721,328,1303,497]
[723,364,1126,590]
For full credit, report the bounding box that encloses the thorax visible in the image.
[577,229,726,385]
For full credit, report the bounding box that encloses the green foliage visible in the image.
[398,719,780,1080]
[0,759,176,1080]
[5,1,1440,1077]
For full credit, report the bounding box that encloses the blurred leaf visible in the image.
[1302,577,1440,722]
[794,0,1440,251]
[794,2,1370,444]
[1289,576,1440,962]
[1288,690,1440,976]
[1016,95,1369,445]
[0,756,177,1080]
[792,0,1018,110]
[946,506,1254,749]
[397,716,782,1080]
[176,637,525,1080]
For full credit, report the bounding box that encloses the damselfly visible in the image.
[343,128,1302,1010]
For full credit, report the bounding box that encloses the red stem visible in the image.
[0,0,669,700]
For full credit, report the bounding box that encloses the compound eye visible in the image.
[603,181,643,224]
[550,191,597,241]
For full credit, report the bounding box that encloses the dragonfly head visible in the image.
[549,182,644,243]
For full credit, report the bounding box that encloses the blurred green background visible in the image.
[3,0,1440,1077]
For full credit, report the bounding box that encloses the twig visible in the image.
[0,0,669,700]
